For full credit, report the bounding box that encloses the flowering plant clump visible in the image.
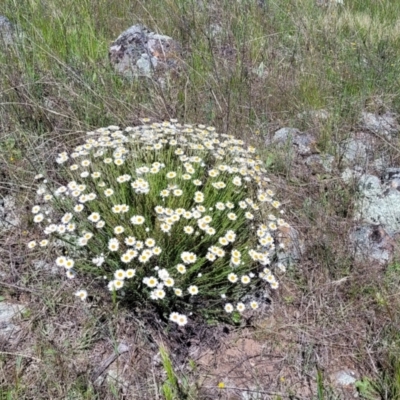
[28,120,290,326]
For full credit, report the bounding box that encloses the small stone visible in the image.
[292,134,318,156]
[269,127,300,145]
[276,225,305,265]
[0,15,16,46]
[33,260,58,274]
[357,174,382,198]
[341,167,363,184]
[373,157,389,173]
[268,128,318,156]
[361,112,399,136]
[0,195,21,232]
[340,138,367,164]
[331,370,357,387]
[383,167,400,182]
[388,178,400,190]
[0,302,25,338]
[355,176,400,235]
[350,224,395,265]
[305,154,334,173]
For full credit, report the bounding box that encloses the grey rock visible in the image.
[0,16,16,46]
[276,225,305,265]
[383,167,400,182]
[0,302,25,337]
[341,167,363,184]
[373,157,390,173]
[350,224,394,265]
[388,178,400,190]
[268,128,318,156]
[356,189,400,235]
[354,174,400,235]
[135,53,156,76]
[33,259,58,274]
[270,127,300,144]
[305,154,334,173]
[345,171,400,264]
[361,112,399,136]
[0,195,20,231]
[331,370,357,387]
[292,133,318,156]
[109,24,182,80]
[340,138,368,164]
[358,174,382,198]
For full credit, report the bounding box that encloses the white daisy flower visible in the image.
[224,303,234,313]
[184,226,194,234]
[174,288,183,297]
[108,238,119,252]
[228,273,238,283]
[250,301,259,310]
[176,314,188,326]
[33,214,44,223]
[126,269,136,278]
[75,290,88,300]
[176,264,186,274]
[32,205,41,214]
[188,285,199,295]
[27,241,37,249]
[143,276,158,288]
[169,312,180,323]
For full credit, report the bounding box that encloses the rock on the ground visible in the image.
[330,369,358,399]
[373,157,391,174]
[293,133,318,156]
[341,167,363,184]
[275,225,305,265]
[0,195,21,232]
[0,302,25,337]
[343,168,400,265]
[33,259,58,274]
[340,137,368,165]
[355,174,400,235]
[383,167,400,188]
[350,224,395,265]
[267,127,319,156]
[331,370,357,386]
[0,15,16,46]
[361,111,399,136]
[109,24,182,80]
[305,154,335,173]
[268,127,300,145]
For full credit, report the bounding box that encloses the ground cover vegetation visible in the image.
[1,0,400,398]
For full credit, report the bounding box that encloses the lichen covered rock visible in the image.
[109,24,183,80]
